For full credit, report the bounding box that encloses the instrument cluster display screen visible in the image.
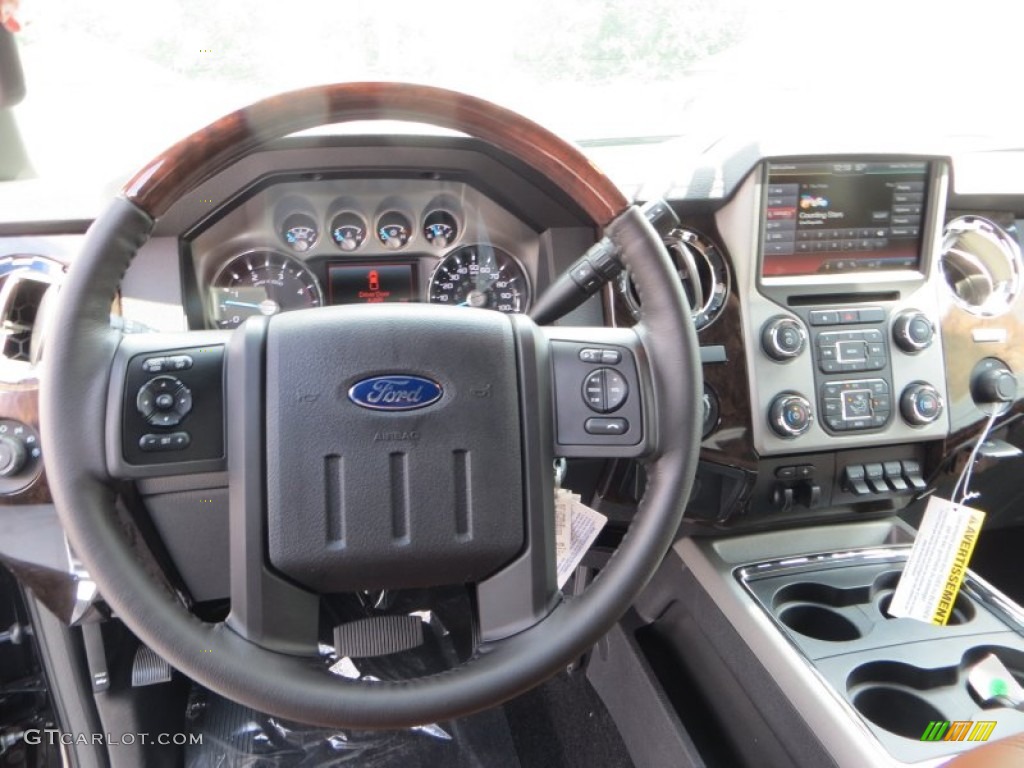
[328,263,417,304]
[761,160,930,278]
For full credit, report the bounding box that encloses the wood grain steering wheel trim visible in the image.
[121,82,629,226]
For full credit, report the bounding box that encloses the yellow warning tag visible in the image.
[888,496,985,626]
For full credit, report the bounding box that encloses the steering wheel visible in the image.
[40,83,701,728]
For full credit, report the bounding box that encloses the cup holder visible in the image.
[770,571,977,643]
[852,687,947,740]
[848,660,958,739]
[778,604,862,641]
[877,592,975,625]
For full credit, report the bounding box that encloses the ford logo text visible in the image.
[347,375,443,411]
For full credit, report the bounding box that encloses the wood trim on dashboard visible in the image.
[0,381,51,505]
[122,82,629,227]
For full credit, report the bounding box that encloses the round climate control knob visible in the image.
[769,393,813,438]
[892,310,935,353]
[762,316,807,361]
[900,383,944,425]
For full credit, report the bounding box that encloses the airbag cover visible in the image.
[265,304,524,592]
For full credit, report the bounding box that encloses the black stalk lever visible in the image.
[530,199,679,325]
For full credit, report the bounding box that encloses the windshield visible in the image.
[5,0,1024,191]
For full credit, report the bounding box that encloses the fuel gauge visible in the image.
[423,210,459,248]
[330,211,367,252]
[377,211,412,250]
[281,212,319,252]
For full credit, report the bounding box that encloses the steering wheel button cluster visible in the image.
[581,368,629,413]
[136,375,194,427]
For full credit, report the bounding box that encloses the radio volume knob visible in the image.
[762,316,807,361]
[892,310,934,352]
[769,394,813,438]
[900,383,944,425]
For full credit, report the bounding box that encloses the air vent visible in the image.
[0,256,63,372]
[940,216,1021,316]
[619,228,730,331]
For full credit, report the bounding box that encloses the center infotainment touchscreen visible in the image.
[761,160,930,278]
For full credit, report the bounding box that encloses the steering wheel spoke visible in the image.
[105,330,230,480]
[543,326,655,460]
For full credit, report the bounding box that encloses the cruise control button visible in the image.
[167,355,194,371]
[584,417,629,436]
[142,357,166,373]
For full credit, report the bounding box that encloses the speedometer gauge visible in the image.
[210,250,323,329]
[429,244,529,313]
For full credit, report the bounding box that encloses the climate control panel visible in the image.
[745,298,949,455]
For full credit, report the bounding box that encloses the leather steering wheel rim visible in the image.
[40,83,702,728]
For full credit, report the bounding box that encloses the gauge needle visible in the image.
[223,300,261,309]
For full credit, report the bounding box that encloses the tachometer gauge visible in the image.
[429,244,529,313]
[280,212,319,252]
[330,211,367,252]
[210,250,323,329]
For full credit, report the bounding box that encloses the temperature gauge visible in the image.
[330,212,367,252]
[377,211,412,250]
[423,210,459,248]
[280,212,319,252]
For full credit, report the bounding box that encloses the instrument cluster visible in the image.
[191,179,537,329]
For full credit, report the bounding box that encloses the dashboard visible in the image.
[1,134,1023,552]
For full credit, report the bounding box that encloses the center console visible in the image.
[663,522,1024,767]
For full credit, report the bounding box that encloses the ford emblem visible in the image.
[348,375,443,411]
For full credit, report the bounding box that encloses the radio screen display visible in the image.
[761,160,929,278]
[328,263,417,304]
